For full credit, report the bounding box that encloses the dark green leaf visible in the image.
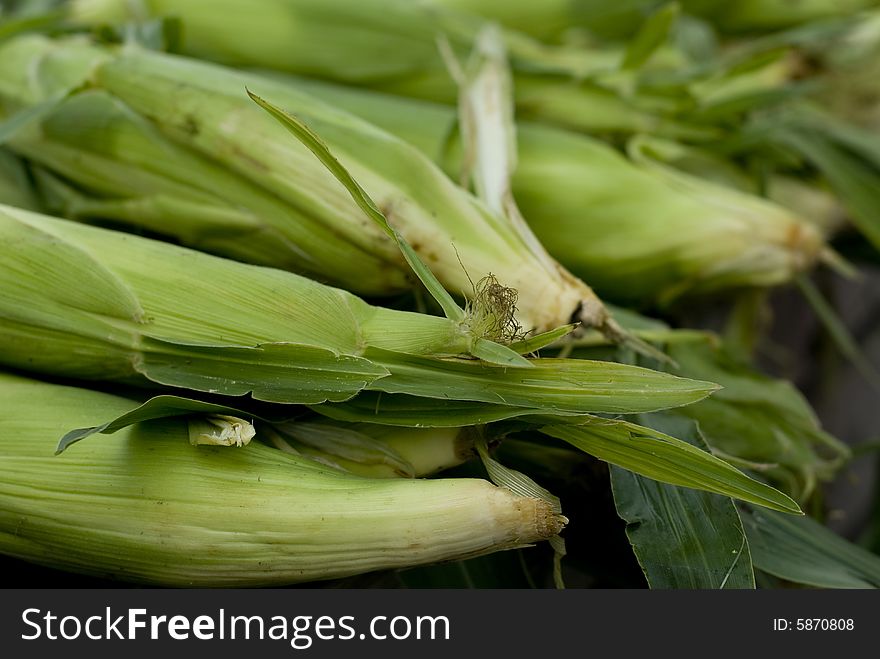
[743,506,880,588]
[470,337,533,367]
[610,413,755,589]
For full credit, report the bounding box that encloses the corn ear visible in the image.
[285,78,825,304]
[50,384,797,511]
[0,34,621,335]
[0,371,566,586]
[67,0,614,84]
[0,204,719,413]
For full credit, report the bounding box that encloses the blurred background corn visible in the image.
[63,0,714,138]
[281,77,826,305]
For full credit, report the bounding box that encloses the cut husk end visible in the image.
[524,498,568,540]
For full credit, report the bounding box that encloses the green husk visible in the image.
[0,204,719,413]
[0,34,629,336]
[0,371,566,586]
[543,419,801,513]
[283,77,825,304]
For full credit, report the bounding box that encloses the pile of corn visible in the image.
[0,0,876,588]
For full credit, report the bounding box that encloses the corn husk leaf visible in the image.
[313,393,580,427]
[362,348,715,414]
[52,382,793,513]
[508,324,578,354]
[544,420,802,514]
